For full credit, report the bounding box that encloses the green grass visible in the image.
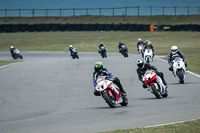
[0,60,20,66]
[1,15,200,25]
[0,31,199,73]
[101,119,200,133]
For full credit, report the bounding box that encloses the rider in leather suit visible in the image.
[136,58,167,88]
[168,46,187,71]
[93,61,127,97]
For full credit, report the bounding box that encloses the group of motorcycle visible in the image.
[98,44,128,58]
[138,43,154,64]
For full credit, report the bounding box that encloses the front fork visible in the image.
[156,76,166,91]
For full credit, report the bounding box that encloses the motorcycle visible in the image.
[138,43,144,54]
[120,45,128,58]
[143,48,153,63]
[95,76,128,108]
[143,70,168,99]
[12,49,23,59]
[70,48,79,59]
[172,57,187,84]
[99,46,107,58]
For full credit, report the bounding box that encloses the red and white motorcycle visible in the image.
[13,49,23,59]
[95,76,128,108]
[143,70,168,99]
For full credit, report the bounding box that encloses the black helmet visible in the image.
[94,61,103,73]
[136,59,145,69]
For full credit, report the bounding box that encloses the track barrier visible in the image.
[0,23,200,32]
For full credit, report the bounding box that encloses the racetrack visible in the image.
[0,52,200,133]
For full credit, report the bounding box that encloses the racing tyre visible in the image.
[150,84,161,99]
[19,55,23,59]
[103,91,116,108]
[120,96,128,106]
[178,70,184,84]
[147,58,150,63]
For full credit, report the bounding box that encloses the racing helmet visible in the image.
[10,46,14,49]
[138,38,142,42]
[147,41,152,45]
[136,59,145,69]
[69,45,73,48]
[171,46,178,54]
[94,61,103,73]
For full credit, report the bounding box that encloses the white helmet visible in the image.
[138,38,142,42]
[136,58,145,69]
[69,45,73,48]
[171,46,178,54]
[10,46,14,49]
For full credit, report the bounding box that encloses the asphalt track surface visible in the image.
[0,51,200,133]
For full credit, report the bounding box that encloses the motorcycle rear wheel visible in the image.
[103,91,116,108]
[151,84,161,99]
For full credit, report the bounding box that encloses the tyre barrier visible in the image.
[20,24,28,32]
[0,23,199,32]
[12,24,19,32]
[43,24,51,31]
[51,24,60,31]
[98,24,105,31]
[128,24,136,31]
[35,24,44,32]
[82,24,90,31]
[28,24,36,32]
[75,24,82,31]
[120,24,128,31]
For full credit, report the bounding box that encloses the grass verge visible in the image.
[101,119,200,133]
[0,60,20,67]
[1,15,200,25]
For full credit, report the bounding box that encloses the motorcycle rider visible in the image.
[93,61,127,97]
[118,41,127,53]
[98,42,106,53]
[69,45,75,56]
[168,46,187,72]
[143,41,155,59]
[136,58,167,89]
[10,46,16,58]
[137,38,144,51]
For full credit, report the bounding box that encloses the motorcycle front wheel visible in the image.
[178,70,184,84]
[102,91,116,108]
[150,84,161,99]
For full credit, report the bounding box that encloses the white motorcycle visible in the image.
[172,57,187,84]
[95,76,128,108]
[143,48,153,63]
[138,43,144,54]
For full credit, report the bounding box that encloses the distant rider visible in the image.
[93,61,127,97]
[98,42,106,53]
[137,38,144,51]
[143,41,155,59]
[118,41,127,53]
[136,58,167,88]
[168,46,187,72]
[69,45,75,56]
[10,46,16,58]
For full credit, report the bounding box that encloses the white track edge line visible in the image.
[145,118,198,128]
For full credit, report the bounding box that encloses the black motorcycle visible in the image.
[99,46,107,58]
[120,45,128,58]
[70,48,79,59]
